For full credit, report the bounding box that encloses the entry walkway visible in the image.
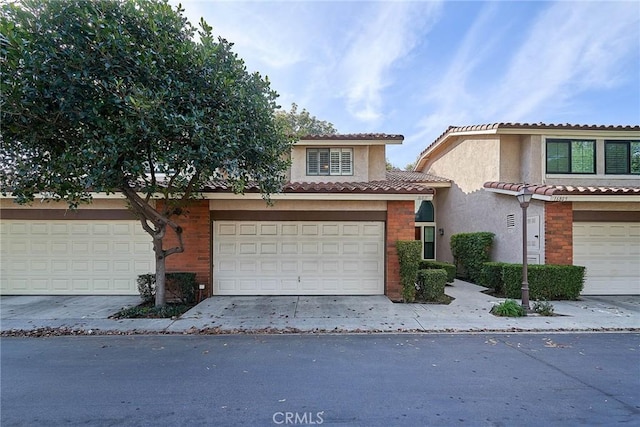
[1,281,638,334]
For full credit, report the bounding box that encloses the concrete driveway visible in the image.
[1,281,639,333]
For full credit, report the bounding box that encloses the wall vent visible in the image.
[507,214,516,229]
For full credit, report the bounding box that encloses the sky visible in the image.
[170,0,640,168]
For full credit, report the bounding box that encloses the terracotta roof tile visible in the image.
[300,133,404,140]
[203,178,434,195]
[484,181,640,197]
[385,170,450,183]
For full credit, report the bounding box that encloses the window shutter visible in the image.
[330,149,341,175]
[307,149,319,175]
[318,149,330,175]
[340,149,352,175]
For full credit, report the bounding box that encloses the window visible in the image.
[605,140,640,175]
[422,226,435,260]
[306,148,353,176]
[415,201,436,260]
[546,139,595,174]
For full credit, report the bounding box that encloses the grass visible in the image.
[490,299,526,317]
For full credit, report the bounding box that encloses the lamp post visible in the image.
[516,186,533,311]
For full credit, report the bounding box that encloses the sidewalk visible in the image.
[1,281,639,335]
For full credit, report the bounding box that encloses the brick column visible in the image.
[162,200,211,295]
[544,202,573,265]
[386,200,415,300]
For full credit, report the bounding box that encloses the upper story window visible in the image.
[605,140,640,175]
[546,139,596,174]
[306,148,353,176]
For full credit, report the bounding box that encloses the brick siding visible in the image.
[544,202,573,265]
[386,200,416,300]
[162,200,211,295]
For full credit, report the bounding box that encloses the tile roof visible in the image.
[299,133,404,140]
[202,173,440,195]
[484,181,640,197]
[419,123,640,160]
[385,170,450,183]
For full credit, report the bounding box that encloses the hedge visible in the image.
[419,260,456,283]
[416,269,447,301]
[396,240,422,302]
[450,232,494,283]
[498,264,585,300]
[479,262,513,293]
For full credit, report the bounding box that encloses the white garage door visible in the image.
[213,221,385,295]
[0,220,154,295]
[573,222,640,295]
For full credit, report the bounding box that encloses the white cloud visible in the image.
[487,1,640,121]
[338,1,442,124]
[413,2,504,143]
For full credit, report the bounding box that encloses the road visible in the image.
[1,333,638,426]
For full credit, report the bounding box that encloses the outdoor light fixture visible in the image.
[438,228,444,236]
[516,186,533,310]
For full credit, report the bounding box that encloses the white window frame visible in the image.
[307,148,353,176]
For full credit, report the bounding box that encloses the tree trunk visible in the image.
[153,237,167,308]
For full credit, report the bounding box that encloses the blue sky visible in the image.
[171,0,640,168]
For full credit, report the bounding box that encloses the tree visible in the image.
[0,0,294,306]
[274,103,337,137]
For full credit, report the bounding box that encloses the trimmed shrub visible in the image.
[419,260,456,283]
[416,269,447,301]
[136,272,198,305]
[166,272,197,304]
[479,262,514,293]
[396,240,422,302]
[137,274,156,303]
[502,264,585,300]
[450,232,494,283]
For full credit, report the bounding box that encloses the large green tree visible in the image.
[0,0,294,306]
[274,103,337,137]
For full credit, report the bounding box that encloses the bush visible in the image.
[479,262,513,293]
[396,240,422,302]
[490,299,526,317]
[450,232,494,283]
[137,274,156,303]
[136,272,198,305]
[166,272,198,304]
[416,269,447,301]
[533,300,555,316]
[502,264,585,300]
[419,260,456,283]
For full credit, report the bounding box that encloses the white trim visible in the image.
[202,193,433,201]
[483,187,639,202]
[2,191,433,202]
[298,139,403,146]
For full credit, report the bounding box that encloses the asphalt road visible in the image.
[1,333,638,426]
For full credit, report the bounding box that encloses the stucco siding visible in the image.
[290,145,371,183]
[434,186,544,264]
[499,135,521,183]
[368,146,386,181]
[426,136,501,194]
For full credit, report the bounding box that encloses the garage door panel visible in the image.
[574,222,639,295]
[1,220,153,295]
[214,221,384,295]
